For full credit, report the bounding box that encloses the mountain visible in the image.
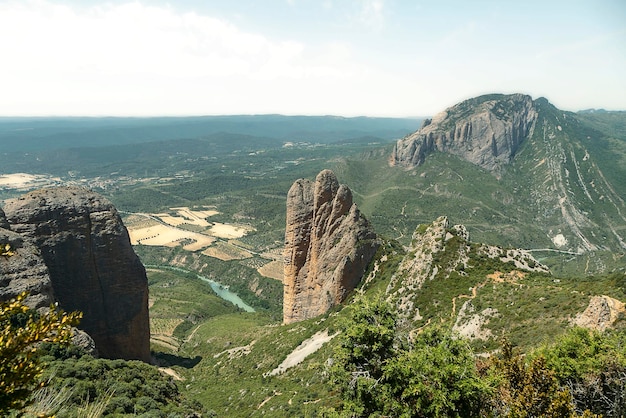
[391,93,537,175]
[335,94,626,275]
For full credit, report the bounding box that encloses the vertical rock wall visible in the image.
[283,170,379,324]
[3,187,150,362]
[390,93,538,175]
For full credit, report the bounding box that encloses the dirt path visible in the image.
[451,271,525,318]
[451,285,479,318]
[185,324,202,343]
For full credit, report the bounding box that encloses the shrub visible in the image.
[0,292,81,413]
[535,328,626,417]
[327,297,490,417]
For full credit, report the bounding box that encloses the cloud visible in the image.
[0,0,365,115]
[356,0,385,30]
[0,1,304,78]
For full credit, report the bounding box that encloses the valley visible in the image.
[1,100,626,416]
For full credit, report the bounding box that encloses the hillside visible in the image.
[133,217,626,416]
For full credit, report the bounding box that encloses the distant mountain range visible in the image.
[0,114,420,151]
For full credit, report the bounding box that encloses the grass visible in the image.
[144,258,384,416]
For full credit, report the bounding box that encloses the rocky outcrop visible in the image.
[0,207,9,229]
[572,295,626,331]
[3,187,150,362]
[390,93,538,174]
[283,170,380,324]
[386,216,549,320]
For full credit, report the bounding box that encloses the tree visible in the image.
[328,296,397,416]
[381,327,490,417]
[0,292,82,413]
[535,327,626,417]
[327,296,490,417]
[488,339,589,418]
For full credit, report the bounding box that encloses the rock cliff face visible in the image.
[390,93,538,174]
[2,187,150,362]
[283,170,380,324]
[0,223,55,310]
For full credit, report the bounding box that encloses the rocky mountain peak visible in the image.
[283,170,380,324]
[2,187,150,362]
[390,93,538,174]
[313,169,340,207]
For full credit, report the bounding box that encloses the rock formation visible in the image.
[390,93,538,175]
[2,187,150,362]
[0,221,55,310]
[572,295,626,331]
[386,216,549,321]
[0,207,9,229]
[283,170,379,324]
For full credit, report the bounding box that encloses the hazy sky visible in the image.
[1,0,624,117]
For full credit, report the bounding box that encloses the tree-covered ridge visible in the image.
[38,352,206,417]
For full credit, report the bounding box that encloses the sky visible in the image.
[0,0,624,117]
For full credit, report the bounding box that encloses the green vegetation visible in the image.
[131,230,626,416]
[136,246,283,316]
[326,297,490,417]
[1,107,625,416]
[1,242,15,256]
[0,292,81,414]
[324,297,621,417]
[535,328,626,416]
[38,349,205,417]
[487,339,584,418]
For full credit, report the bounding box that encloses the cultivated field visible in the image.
[201,241,253,261]
[125,207,256,260]
[257,260,284,281]
[0,172,62,191]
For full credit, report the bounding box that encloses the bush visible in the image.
[39,355,202,416]
[535,328,626,417]
[327,297,490,417]
[487,340,579,418]
[0,292,81,413]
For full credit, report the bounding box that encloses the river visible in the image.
[146,265,255,312]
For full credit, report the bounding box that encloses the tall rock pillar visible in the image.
[283,170,379,324]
